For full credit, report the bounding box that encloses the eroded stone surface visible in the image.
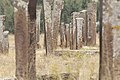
[60,22,65,48]
[14,0,37,80]
[36,7,41,49]
[71,12,81,50]
[69,23,72,49]
[52,0,64,49]
[36,7,41,43]
[111,1,120,80]
[87,2,97,46]
[0,15,5,53]
[79,10,87,46]
[65,24,70,48]
[3,31,9,54]
[99,0,113,80]
[76,18,84,50]
[43,0,53,54]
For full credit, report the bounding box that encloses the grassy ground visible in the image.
[0,34,99,80]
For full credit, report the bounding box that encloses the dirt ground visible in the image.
[0,34,99,80]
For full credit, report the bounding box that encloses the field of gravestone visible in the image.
[0,34,99,80]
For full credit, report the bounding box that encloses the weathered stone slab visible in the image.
[36,7,41,43]
[79,10,87,46]
[14,0,29,79]
[36,6,41,49]
[113,28,120,80]
[71,12,81,50]
[69,23,72,49]
[52,0,64,49]
[43,0,53,54]
[0,15,5,53]
[99,0,113,80]
[60,22,65,48]
[14,0,37,80]
[3,31,9,54]
[27,0,37,80]
[65,24,70,48]
[87,2,97,46]
[76,18,84,50]
[111,1,120,80]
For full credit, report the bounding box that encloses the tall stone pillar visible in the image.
[36,7,41,48]
[52,0,64,49]
[69,23,72,49]
[113,28,120,80]
[28,0,37,80]
[71,12,80,49]
[14,1,29,79]
[43,0,53,54]
[0,15,5,53]
[99,0,113,80]
[87,2,97,46]
[14,0,37,80]
[60,22,65,48]
[76,18,84,50]
[111,1,120,80]
[3,31,9,54]
[65,24,70,48]
[79,10,88,46]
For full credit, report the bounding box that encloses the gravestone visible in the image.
[69,23,72,49]
[79,10,88,46]
[14,1,29,79]
[3,31,9,54]
[60,22,65,48]
[14,0,37,80]
[76,18,84,50]
[43,0,53,54]
[99,0,113,80]
[52,0,64,49]
[0,15,5,53]
[71,12,81,50]
[113,28,120,80]
[61,73,79,80]
[110,1,120,80]
[87,2,97,46]
[36,7,41,49]
[65,24,70,48]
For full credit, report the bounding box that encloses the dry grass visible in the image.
[0,34,99,80]
[0,35,15,78]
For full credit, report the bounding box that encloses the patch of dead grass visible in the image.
[0,34,99,80]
